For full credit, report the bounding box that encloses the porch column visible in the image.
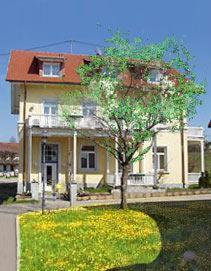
[72,131,77,182]
[115,137,119,186]
[200,140,205,172]
[153,132,158,187]
[68,136,71,182]
[106,150,110,184]
[28,128,32,189]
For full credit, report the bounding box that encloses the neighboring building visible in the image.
[6,50,205,194]
[0,142,19,176]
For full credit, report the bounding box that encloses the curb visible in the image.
[16,216,20,271]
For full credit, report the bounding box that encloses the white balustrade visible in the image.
[28,114,101,129]
[188,173,201,184]
[187,127,204,138]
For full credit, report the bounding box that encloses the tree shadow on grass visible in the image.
[88,200,211,271]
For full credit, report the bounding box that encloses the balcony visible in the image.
[187,127,204,139]
[28,114,100,130]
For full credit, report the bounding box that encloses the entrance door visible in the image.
[44,163,57,192]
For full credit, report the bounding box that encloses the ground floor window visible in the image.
[80,145,96,170]
[153,146,167,171]
[188,141,201,173]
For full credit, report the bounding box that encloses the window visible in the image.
[44,101,58,115]
[82,102,96,117]
[188,141,201,173]
[42,144,58,163]
[80,145,96,170]
[153,146,167,171]
[148,69,162,83]
[43,63,60,77]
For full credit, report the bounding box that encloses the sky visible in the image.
[0,0,211,141]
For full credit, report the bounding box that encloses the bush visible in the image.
[198,171,211,188]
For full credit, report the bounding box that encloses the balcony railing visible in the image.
[107,173,154,186]
[188,173,201,184]
[28,114,101,130]
[127,173,154,186]
[187,127,204,138]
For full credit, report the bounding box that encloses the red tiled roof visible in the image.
[6,50,88,84]
[0,143,19,154]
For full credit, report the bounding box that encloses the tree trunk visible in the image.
[120,164,129,209]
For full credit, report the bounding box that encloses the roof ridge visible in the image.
[11,49,89,57]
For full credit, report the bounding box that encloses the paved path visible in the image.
[0,213,16,271]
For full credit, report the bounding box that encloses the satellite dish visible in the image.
[95,48,102,56]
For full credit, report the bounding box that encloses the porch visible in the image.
[187,127,204,185]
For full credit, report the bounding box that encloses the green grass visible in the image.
[83,185,112,194]
[19,201,211,270]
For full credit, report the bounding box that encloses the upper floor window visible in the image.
[82,102,96,117]
[43,63,60,77]
[148,69,162,83]
[44,101,58,115]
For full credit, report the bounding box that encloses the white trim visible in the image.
[73,131,77,180]
[42,62,61,77]
[153,146,168,172]
[200,140,205,172]
[38,141,61,192]
[42,99,58,115]
[79,143,98,172]
[115,137,119,185]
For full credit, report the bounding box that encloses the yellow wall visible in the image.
[143,130,188,185]
[17,82,189,188]
[19,83,79,122]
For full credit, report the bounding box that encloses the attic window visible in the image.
[43,62,60,77]
[148,69,162,83]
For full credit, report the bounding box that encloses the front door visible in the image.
[44,163,57,192]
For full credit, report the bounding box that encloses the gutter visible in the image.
[22,82,27,192]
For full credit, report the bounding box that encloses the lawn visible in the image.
[19,201,211,271]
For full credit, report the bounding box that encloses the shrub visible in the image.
[198,171,211,188]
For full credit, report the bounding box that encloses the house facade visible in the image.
[6,50,205,194]
[0,142,19,177]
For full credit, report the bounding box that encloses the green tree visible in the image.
[61,32,205,209]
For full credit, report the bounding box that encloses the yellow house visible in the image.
[6,50,205,195]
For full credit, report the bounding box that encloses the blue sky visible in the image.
[0,0,211,141]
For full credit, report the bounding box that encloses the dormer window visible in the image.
[43,62,60,77]
[148,69,162,83]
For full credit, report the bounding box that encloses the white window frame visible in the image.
[43,100,58,115]
[42,62,60,77]
[153,146,168,172]
[80,145,97,171]
[148,69,162,83]
[82,102,97,118]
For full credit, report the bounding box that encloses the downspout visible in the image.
[180,119,185,188]
[23,82,27,192]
